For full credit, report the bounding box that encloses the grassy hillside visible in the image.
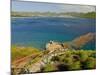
[11,45,41,62]
[11,45,96,74]
[41,50,96,72]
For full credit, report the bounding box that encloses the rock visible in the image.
[46,41,67,52]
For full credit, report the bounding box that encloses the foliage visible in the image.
[68,12,96,18]
[42,63,58,72]
[51,56,60,61]
[42,50,96,72]
[68,61,82,70]
[79,12,96,18]
[81,57,96,69]
[11,45,96,73]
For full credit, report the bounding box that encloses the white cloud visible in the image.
[58,4,96,13]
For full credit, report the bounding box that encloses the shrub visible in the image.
[62,57,73,65]
[75,50,89,62]
[51,56,60,61]
[41,50,96,72]
[68,61,82,70]
[56,62,69,71]
[82,57,96,69]
[88,51,96,58]
[42,64,58,72]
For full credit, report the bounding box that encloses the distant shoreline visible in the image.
[11,16,33,18]
[11,12,96,18]
[11,15,76,18]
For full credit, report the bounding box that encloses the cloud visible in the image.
[58,4,96,13]
[12,1,96,13]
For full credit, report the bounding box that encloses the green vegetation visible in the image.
[77,12,96,18]
[11,45,96,74]
[41,63,58,72]
[11,45,41,62]
[42,50,96,72]
[11,11,96,18]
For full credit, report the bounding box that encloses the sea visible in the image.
[11,17,96,50]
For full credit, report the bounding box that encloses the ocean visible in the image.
[11,17,96,50]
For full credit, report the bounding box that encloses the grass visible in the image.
[11,45,41,62]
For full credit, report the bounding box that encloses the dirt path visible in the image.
[12,50,67,74]
[26,50,67,73]
[12,54,39,68]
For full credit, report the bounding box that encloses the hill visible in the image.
[11,33,96,74]
[11,11,96,18]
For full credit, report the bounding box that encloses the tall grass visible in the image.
[11,45,41,62]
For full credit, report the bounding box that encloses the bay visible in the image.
[11,17,96,50]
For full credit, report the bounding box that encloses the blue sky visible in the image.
[12,1,96,13]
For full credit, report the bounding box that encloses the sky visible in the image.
[12,0,96,13]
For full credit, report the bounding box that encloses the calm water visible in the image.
[11,17,96,50]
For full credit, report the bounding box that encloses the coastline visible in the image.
[11,12,96,19]
[11,15,77,19]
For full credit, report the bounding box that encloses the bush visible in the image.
[48,50,96,71]
[51,56,60,61]
[77,50,89,62]
[42,64,58,72]
[56,62,69,71]
[82,57,96,69]
[68,61,81,70]
[62,57,73,65]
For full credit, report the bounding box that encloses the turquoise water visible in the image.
[11,17,96,50]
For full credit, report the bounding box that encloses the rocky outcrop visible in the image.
[71,33,95,49]
[46,41,68,53]
[46,33,95,51]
